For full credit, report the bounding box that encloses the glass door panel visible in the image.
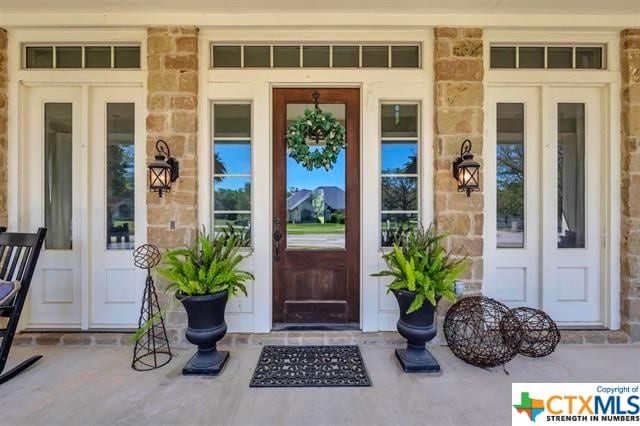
[285,103,346,249]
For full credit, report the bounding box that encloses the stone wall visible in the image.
[0,29,7,227]
[433,28,484,297]
[621,29,640,342]
[146,27,199,249]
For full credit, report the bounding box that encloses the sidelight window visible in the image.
[212,103,252,246]
[380,103,420,247]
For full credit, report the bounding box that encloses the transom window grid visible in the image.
[489,44,606,70]
[380,102,421,248]
[22,44,141,69]
[212,102,253,247]
[211,43,422,69]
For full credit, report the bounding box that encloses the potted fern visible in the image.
[372,225,467,373]
[158,228,253,376]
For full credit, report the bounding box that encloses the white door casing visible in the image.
[485,84,604,326]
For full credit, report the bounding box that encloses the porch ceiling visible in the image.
[3,0,640,15]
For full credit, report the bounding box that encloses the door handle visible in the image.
[273,230,282,261]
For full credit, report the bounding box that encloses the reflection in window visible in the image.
[44,103,73,249]
[286,104,346,249]
[212,103,252,246]
[557,103,585,248]
[380,103,419,247]
[106,103,135,250]
[496,103,525,248]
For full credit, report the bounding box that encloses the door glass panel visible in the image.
[381,104,418,137]
[557,103,586,248]
[106,103,135,250]
[213,104,251,138]
[286,104,346,249]
[214,177,251,211]
[44,103,73,250]
[496,103,525,248]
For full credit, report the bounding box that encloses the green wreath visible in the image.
[286,108,346,171]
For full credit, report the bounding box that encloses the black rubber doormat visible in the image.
[249,345,371,388]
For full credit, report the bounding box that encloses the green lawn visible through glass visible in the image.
[287,223,345,235]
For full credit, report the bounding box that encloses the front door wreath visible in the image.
[286,107,346,171]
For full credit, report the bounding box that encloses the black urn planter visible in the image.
[177,291,229,376]
[392,289,441,373]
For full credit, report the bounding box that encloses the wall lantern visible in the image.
[148,139,179,198]
[452,139,480,197]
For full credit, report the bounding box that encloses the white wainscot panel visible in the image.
[43,268,74,304]
[105,269,137,304]
[493,267,526,303]
[556,267,588,302]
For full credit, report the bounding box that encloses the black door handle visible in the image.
[273,230,282,261]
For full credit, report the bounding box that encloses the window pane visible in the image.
[26,47,53,68]
[362,46,389,68]
[576,47,602,69]
[244,46,270,68]
[114,46,140,68]
[214,177,251,211]
[381,142,418,174]
[391,46,419,68]
[496,103,525,249]
[382,177,417,211]
[519,47,544,68]
[44,103,73,249]
[332,46,359,68]
[381,104,418,137]
[557,103,586,248]
[213,104,251,138]
[286,103,346,250]
[381,213,418,247]
[56,47,82,68]
[303,46,330,67]
[273,46,300,68]
[213,213,251,246]
[106,103,135,250]
[490,47,516,69]
[214,142,251,175]
[85,46,111,68]
[213,46,241,68]
[547,47,572,69]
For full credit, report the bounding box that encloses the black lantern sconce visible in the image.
[148,139,179,197]
[452,139,480,197]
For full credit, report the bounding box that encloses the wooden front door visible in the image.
[272,88,360,325]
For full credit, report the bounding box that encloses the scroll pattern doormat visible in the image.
[249,345,371,387]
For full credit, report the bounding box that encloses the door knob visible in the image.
[273,230,282,261]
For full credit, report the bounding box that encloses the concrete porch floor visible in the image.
[2,344,640,425]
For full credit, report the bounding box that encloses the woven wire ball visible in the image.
[133,244,161,270]
[444,296,522,368]
[500,307,561,358]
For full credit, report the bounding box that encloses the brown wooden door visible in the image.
[272,88,360,325]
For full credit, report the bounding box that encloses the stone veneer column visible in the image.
[0,29,7,227]
[433,28,484,297]
[146,27,199,249]
[621,29,640,342]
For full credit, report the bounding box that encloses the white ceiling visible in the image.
[2,0,639,14]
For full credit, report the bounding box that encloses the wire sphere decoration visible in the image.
[501,307,561,358]
[443,296,523,368]
[133,244,162,270]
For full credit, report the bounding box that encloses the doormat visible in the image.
[249,345,371,388]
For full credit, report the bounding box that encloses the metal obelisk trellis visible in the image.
[132,244,172,371]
